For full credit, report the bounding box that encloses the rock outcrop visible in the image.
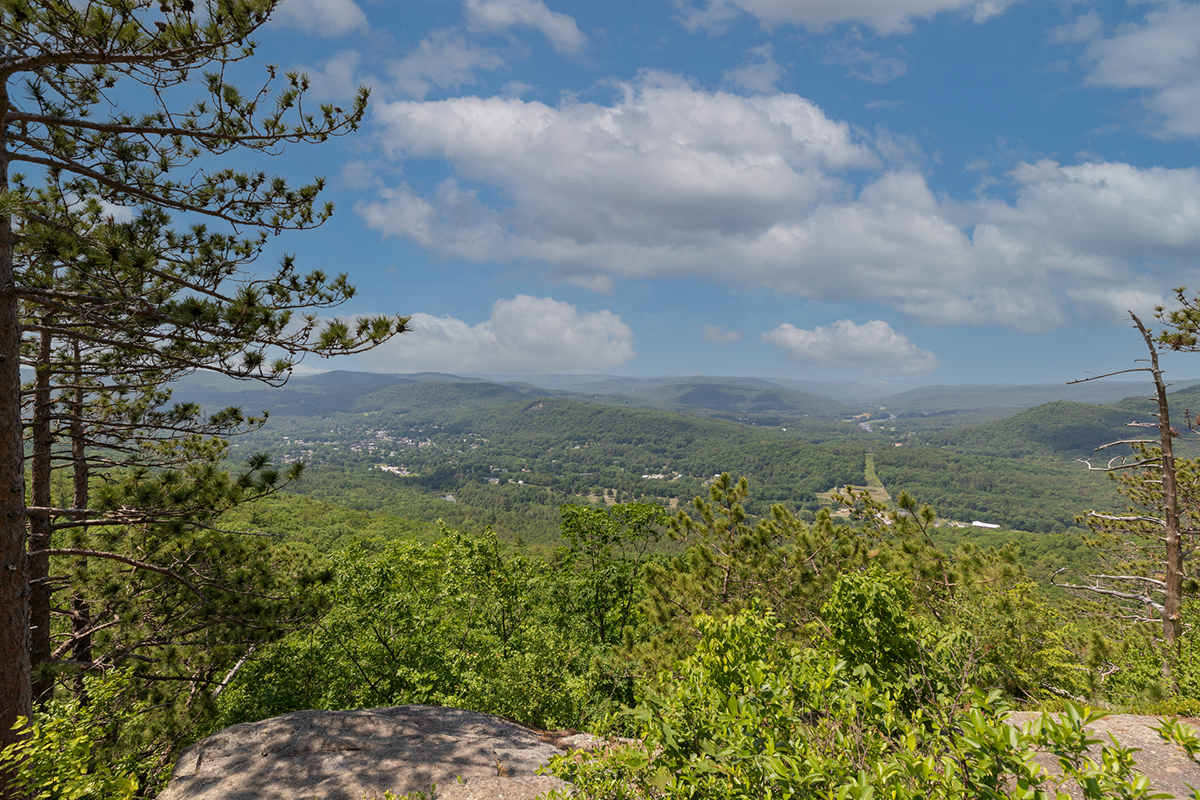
[157,705,1200,800]
[1006,712,1200,800]
[156,705,602,800]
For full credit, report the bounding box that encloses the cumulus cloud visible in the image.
[723,44,787,93]
[362,71,876,256]
[674,0,1020,36]
[1079,3,1200,138]
[271,0,367,36]
[388,30,505,99]
[763,319,939,376]
[702,324,744,344]
[465,0,587,55]
[359,75,1200,332]
[357,296,636,373]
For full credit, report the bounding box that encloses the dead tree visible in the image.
[1056,313,1191,684]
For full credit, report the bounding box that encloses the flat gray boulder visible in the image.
[157,705,601,800]
[1006,712,1200,799]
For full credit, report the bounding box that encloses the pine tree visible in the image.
[0,1,407,784]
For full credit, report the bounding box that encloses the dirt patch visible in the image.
[815,484,891,516]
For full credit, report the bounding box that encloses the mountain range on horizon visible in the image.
[173,368,1200,408]
[159,369,1200,435]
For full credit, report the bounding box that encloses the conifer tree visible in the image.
[0,0,407,782]
[639,474,872,668]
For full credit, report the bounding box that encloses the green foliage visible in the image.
[928,526,1099,598]
[873,446,1122,532]
[219,491,442,551]
[822,568,922,692]
[168,371,1179,541]
[835,488,1086,701]
[1154,716,1200,766]
[950,579,1085,701]
[1068,445,1200,626]
[0,3,407,793]
[639,475,872,669]
[203,392,870,543]
[547,609,1171,800]
[559,502,668,646]
[1083,608,1200,712]
[53,543,329,786]
[926,401,1152,459]
[636,477,1082,702]
[0,671,139,800]
[214,527,617,731]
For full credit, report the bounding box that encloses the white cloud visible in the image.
[702,324,744,344]
[723,44,787,93]
[823,34,909,83]
[996,159,1200,260]
[1065,285,1164,323]
[762,320,939,376]
[872,127,923,164]
[296,50,364,100]
[674,0,1021,36]
[1051,9,1103,44]
[388,30,506,100]
[357,296,636,373]
[271,0,368,36]
[1080,3,1200,138]
[359,76,1200,332]
[502,80,536,97]
[465,0,587,55]
[341,160,383,191]
[364,71,876,253]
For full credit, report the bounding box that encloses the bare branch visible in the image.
[1069,367,1152,384]
[1050,568,1165,614]
[1085,512,1167,527]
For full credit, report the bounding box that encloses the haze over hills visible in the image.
[873,380,1200,415]
[171,370,1200,424]
[473,374,906,404]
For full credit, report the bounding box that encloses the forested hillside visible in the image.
[873,445,1122,532]
[924,401,1149,459]
[251,396,868,543]
[182,372,1176,539]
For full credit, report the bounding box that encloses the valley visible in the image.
[178,369,1198,547]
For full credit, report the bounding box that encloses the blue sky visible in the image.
[244,0,1200,385]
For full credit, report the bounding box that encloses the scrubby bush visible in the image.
[0,671,140,800]
[214,526,631,731]
[547,606,1171,800]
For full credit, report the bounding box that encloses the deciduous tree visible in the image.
[558,502,666,647]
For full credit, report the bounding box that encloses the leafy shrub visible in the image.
[547,606,1174,800]
[215,527,622,731]
[0,672,139,800]
[822,567,921,691]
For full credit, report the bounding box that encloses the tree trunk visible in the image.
[0,72,33,799]
[28,328,53,705]
[70,347,91,702]
[1133,315,1184,676]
